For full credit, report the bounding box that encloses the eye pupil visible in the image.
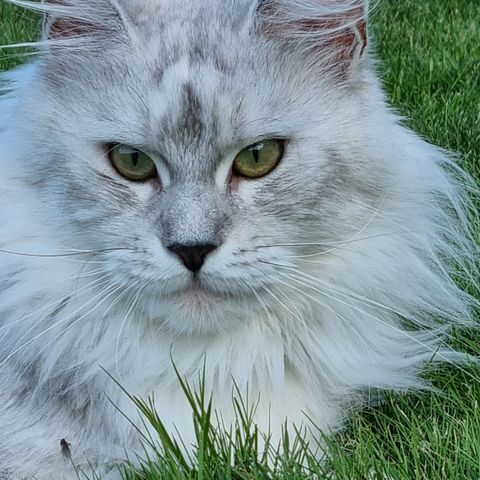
[131,152,139,167]
[252,149,259,163]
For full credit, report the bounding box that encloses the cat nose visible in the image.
[168,244,217,273]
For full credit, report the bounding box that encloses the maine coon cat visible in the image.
[0,0,477,478]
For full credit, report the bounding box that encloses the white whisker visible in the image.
[276,271,478,383]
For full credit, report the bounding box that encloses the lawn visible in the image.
[1,0,479,479]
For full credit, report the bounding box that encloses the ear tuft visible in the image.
[45,17,95,40]
[40,0,120,42]
[257,0,368,68]
[42,1,86,39]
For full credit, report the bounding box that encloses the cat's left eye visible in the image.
[108,144,157,182]
[233,139,284,179]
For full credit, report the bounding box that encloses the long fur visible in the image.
[0,0,478,478]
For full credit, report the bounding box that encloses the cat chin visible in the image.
[170,285,227,312]
[145,285,251,335]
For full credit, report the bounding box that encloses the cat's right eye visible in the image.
[233,139,284,179]
[107,144,157,182]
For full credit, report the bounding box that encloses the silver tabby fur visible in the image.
[0,0,478,478]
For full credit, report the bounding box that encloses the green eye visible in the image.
[233,140,284,179]
[108,144,157,182]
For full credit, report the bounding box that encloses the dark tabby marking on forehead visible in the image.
[187,44,232,76]
[154,49,182,84]
[188,35,209,65]
[171,83,207,146]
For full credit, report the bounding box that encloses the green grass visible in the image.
[1,0,479,479]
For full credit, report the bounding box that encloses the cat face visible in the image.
[23,0,383,334]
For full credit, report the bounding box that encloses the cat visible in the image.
[0,0,477,478]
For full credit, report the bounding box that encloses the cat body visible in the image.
[0,0,477,478]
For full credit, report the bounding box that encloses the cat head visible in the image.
[10,0,393,335]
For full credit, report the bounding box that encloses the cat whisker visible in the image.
[26,280,128,380]
[25,285,127,384]
[115,281,145,378]
[85,231,139,242]
[255,258,297,269]
[238,278,279,330]
[135,288,149,365]
[0,272,111,336]
[351,199,415,233]
[270,274,380,374]
[260,282,309,331]
[245,265,302,321]
[344,192,389,242]
[281,268,409,317]
[5,282,113,371]
[290,267,479,351]
[285,257,348,266]
[254,231,414,250]
[276,271,479,384]
[0,246,134,259]
[90,280,142,362]
[1,275,121,369]
[274,264,456,330]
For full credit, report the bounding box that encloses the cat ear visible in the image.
[42,1,94,39]
[39,0,130,42]
[256,0,368,72]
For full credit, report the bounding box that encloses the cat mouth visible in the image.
[174,277,229,301]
